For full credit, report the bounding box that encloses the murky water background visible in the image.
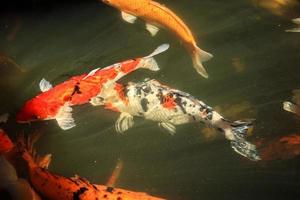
[1,0,300,199]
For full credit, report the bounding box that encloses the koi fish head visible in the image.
[0,129,14,154]
[16,98,53,123]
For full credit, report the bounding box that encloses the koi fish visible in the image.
[0,131,40,200]
[102,0,213,78]
[18,134,164,200]
[100,79,260,161]
[256,134,300,161]
[16,44,169,130]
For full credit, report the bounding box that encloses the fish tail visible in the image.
[17,132,48,168]
[283,101,298,114]
[223,119,261,161]
[139,57,160,71]
[191,45,213,78]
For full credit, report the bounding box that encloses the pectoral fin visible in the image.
[121,12,137,24]
[56,104,75,130]
[159,122,176,135]
[146,23,160,36]
[39,78,53,92]
[115,113,134,133]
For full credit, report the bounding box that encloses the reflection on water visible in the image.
[1,0,300,199]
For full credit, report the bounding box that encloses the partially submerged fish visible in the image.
[18,134,164,200]
[102,0,213,78]
[99,79,260,161]
[257,134,300,161]
[16,44,169,130]
[0,130,40,200]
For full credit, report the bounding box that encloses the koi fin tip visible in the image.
[285,28,300,32]
[39,78,53,92]
[115,112,134,133]
[56,104,75,130]
[192,47,213,78]
[0,113,9,123]
[145,43,170,59]
[121,11,137,24]
[159,122,176,135]
[292,18,300,25]
[283,101,297,114]
[146,23,160,36]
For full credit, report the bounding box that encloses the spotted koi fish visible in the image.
[16,44,169,130]
[102,0,213,78]
[18,134,164,200]
[99,79,260,161]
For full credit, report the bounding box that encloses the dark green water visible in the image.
[1,0,300,199]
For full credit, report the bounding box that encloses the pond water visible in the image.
[1,0,300,199]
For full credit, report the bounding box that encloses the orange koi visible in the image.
[18,134,165,200]
[257,134,300,161]
[16,44,169,130]
[102,0,213,78]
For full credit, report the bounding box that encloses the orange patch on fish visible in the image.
[162,94,176,109]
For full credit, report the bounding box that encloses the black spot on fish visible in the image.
[73,187,88,200]
[174,97,187,114]
[140,98,149,112]
[106,187,114,193]
[142,85,151,94]
[217,128,224,132]
[103,194,108,198]
[117,197,122,200]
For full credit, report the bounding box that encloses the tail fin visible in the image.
[17,132,51,168]
[138,43,170,71]
[192,46,213,78]
[225,120,261,161]
[283,101,298,114]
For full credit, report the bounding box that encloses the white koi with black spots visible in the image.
[100,79,260,161]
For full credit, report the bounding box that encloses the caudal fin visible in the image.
[225,120,260,161]
[17,132,51,168]
[192,46,213,78]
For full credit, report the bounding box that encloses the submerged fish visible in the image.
[257,134,300,161]
[16,44,169,130]
[0,131,40,200]
[99,79,260,161]
[102,0,213,78]
[18,134,164,200]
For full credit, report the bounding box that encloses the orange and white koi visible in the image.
[102,0,213,78]
[19,134,165,200]
[16,44,169,130]
[100,79,260,161]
